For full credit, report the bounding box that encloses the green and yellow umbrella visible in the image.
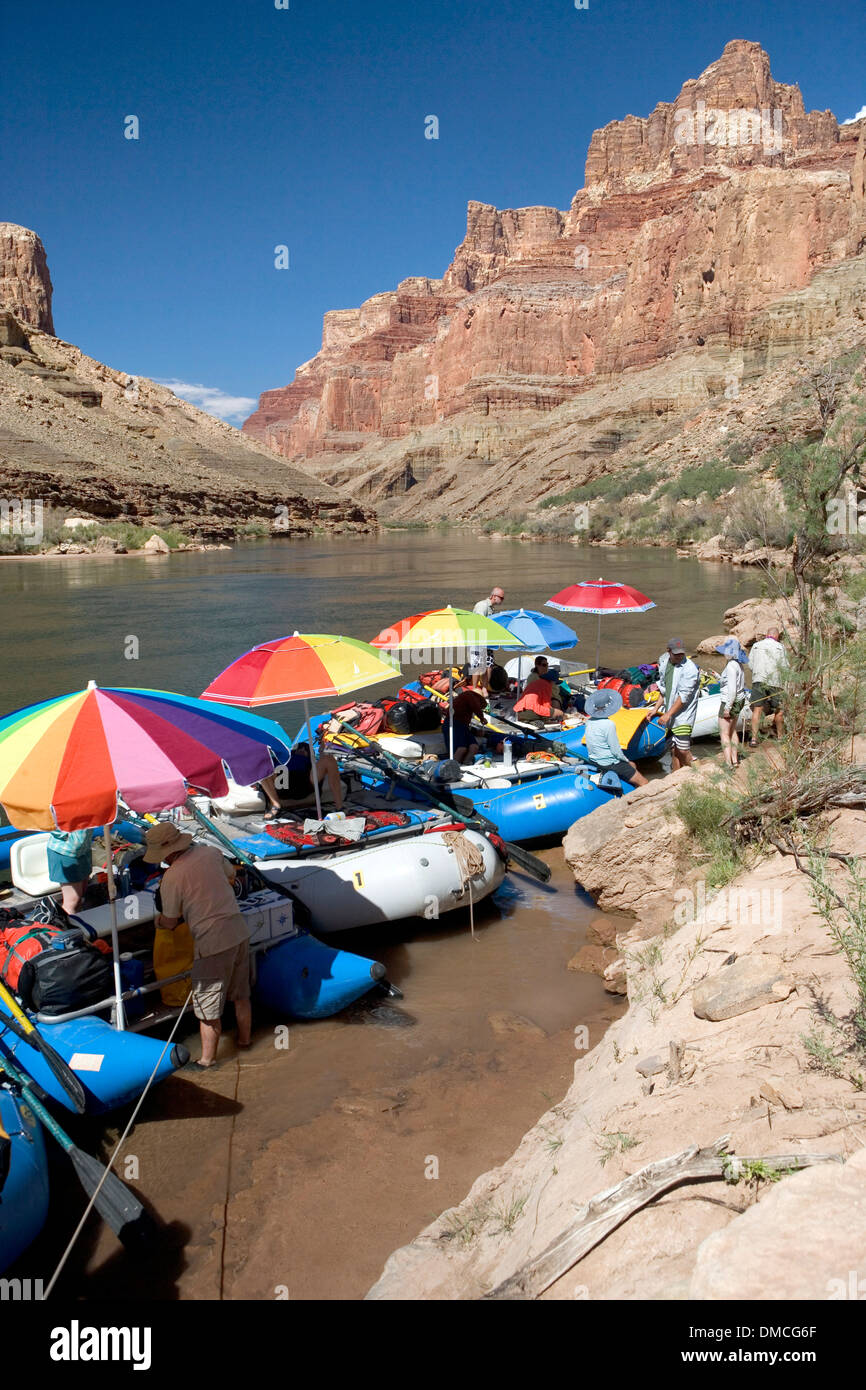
[370,606,526,757]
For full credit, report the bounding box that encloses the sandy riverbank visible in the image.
[366,752,866,1301]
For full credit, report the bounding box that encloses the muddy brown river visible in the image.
[0,536,758,1299]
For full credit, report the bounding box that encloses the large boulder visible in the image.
[563,764,712,918]
[690,1148,866,1300]
[143,534,170,554]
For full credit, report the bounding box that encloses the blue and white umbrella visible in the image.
[494,608,578,653]
[494,608,578,685]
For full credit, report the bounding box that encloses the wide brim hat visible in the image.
[585,688,624,719]
[142,822,194,863]
[714,637,749,664]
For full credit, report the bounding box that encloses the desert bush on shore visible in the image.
[0,510,191,555]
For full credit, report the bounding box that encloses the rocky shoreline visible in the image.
[366,746,866,1300]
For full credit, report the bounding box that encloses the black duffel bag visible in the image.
[384,700,418,736]
[412,699,443,733]
[20,936,115,1017]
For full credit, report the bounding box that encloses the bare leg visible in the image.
[627,763,648,787]
[672,745,694,772]
[199,1018,221,1066]
[234,998,252,1048]
[259,773,281,814]
[60,880,87,914]
[719,715,734,767]
[316,753,343,811]
[750,702,763,746]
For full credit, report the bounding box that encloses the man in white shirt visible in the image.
[656,637,701,771]
[748,628,787,745]
[469,586,505,688]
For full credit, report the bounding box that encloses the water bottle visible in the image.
[503,738,513,769]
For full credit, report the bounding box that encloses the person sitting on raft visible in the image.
[582,689,647,787]
[448,687,504,764]
[513,656,564,725]
[259,742,344,819]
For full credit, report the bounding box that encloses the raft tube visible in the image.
[253,931,385,1018]
[0,1087,50,1272]
[252,827,506,932]
[0,1009,189,1116]
[452,769,629,842]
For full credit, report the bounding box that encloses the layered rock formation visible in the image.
[0,306,371,541]
[244,41,866,522]
[0,224,54,334]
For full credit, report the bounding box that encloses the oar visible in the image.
[329,719,551,883]
[0,1052,150,1247]
[0,978,87,1114]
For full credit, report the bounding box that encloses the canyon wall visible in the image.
[243,40,866,520]
[0,224,54,334]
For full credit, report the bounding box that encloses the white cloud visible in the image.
[156,379,257,424]
[842,105,866,125]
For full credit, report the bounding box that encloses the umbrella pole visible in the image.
[304,699,324,821]
[102,825,126,1032]
[448,670,454,759]
[595,613,601,678]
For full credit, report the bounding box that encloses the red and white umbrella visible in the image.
[546,578,655,673]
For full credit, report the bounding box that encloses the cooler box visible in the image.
[240,890,296,946]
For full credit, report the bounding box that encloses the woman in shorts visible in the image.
[46,828,94,914]
[715,638,748,769]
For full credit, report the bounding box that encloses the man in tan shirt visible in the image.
[144,823,251,1069]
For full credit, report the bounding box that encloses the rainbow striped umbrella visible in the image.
[201,633,401,818]
[201,632,400,707]
[0,685,292,832]
[0,684,292,1030]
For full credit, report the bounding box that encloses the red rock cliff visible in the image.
[0,224,54,334]
[243,41,866,480]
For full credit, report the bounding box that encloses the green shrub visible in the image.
[675,781,742,888]
[539,466,658,511]
[656,459,741,502]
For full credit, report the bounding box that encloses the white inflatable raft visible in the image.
[257,825,506,932]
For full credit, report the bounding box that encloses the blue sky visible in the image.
[4,0,864,422]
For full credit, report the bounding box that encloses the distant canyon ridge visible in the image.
[243,39,866,525]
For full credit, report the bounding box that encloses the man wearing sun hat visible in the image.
[583,688,648,787]
[144,823,251,1069]
[656,638,700,771]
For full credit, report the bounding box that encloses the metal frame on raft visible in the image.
[10,799,304,1034]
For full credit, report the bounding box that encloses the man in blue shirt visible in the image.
[583,689,647,786]
[656,638,701,771]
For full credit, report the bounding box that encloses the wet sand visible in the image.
[22,850,624,1302]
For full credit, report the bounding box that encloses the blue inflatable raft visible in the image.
[449,769,629,842]
[254,931,386,1019]
[0,1009,189,1116]
[539,714,668,763]
[0,1086,50,1273]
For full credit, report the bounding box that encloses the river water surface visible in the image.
[1,536,759,1299]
